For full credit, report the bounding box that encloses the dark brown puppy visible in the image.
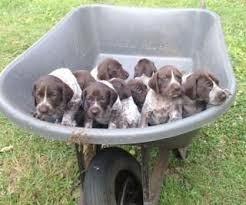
[91,58,129,80]
[32,69,95,125]
[141,65,183,127]
[134,58,157,78]
[182,70,230,117]
[127,79,148,112]
[82,81,118,128]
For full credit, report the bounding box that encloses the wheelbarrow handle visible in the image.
[200,0,206,8]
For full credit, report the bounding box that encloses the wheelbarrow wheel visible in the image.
[84,147,143,205]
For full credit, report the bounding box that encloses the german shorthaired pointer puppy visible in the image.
[32,68,95,126]
[182,70,231,117]
[82,81,120,128]
[134,58,157,88]
[109,78,141,128]
[127,79,148,112]
[140,65,183,127]
[91,58,129,81]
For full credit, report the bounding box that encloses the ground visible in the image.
[0,0,245,204]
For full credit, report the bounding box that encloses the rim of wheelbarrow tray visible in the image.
[0,5,236,145]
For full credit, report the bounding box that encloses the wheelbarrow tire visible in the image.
[84,147,143,205]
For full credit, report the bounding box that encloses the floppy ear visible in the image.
[134,65,140,78]
[109,89,118,107]
[182,75,197,100]
[32,83,37,106]
[81,89,87,109]
[150,62,157,74]
[208,72,219,85]
[148,73,159,94]
[62,83,74,104]
[97,64,109,80]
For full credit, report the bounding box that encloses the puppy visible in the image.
[127,79,148,112]
[134,58,157,87]
[140,65,183,127]
[32,68,95,126]
[182,71,231,117]
[110,78,141,128]
[91,58,129,81]
[82,81,120,128]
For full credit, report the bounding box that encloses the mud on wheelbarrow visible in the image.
[0,4,236,205]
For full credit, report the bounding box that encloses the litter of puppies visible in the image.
[32,57,231,129]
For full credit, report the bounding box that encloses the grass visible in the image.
[0,0,245,204]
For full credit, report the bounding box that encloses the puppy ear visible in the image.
[81,89,87,109]
[150,62,157,74]
[32,83,37,106]
[97,63,109,80]
[109,89,118,107]
[63,84,74,104]
[208,72,219,85]
[134,65,139,78]
[182,75,197,99]
[148,73,159,94]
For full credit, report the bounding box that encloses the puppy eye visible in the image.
[87,97,93,103]
[111,70,117,76]
[176,76,182,82]
[50,93,57,97]
[206,81,213,88]
[160,77,168,82]
[100,98,106,103]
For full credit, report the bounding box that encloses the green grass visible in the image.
[0,0,245,204]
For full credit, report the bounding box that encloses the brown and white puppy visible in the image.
[32,68,95,126]
[140,65,183,127]
[91,58,129,81]
[110,78,141,128]
[182,71,231,117]
[134,58,157,87]
[127,79,148,112]
[82,81,120,128]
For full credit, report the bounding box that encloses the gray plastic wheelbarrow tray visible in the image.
[0,5,236,205]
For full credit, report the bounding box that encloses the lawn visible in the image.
[0,0,245,204]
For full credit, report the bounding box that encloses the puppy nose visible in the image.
[91,107,100,115]
[39,105,49,114]
[172,84,181,91]
[218,91,227,102]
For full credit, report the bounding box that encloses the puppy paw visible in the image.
[169,116,182,122]
[61,119,77,127]
[32,111,38,118]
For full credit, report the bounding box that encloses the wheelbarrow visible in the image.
[0,2,236,205]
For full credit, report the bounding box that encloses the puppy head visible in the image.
[134,58,157,78]
[149,65,182,98]
[97,58,129,80]
[182,71,229,105]
[110,78,131,100]
[32,75,73,121]
[127,79,148,111]
[82,82,118,120]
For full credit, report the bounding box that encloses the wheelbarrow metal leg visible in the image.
[75,144,85,205]
[75,144,85,185]
[150,147,169,205]
[141,145,170,205]
[141,145,151,204]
